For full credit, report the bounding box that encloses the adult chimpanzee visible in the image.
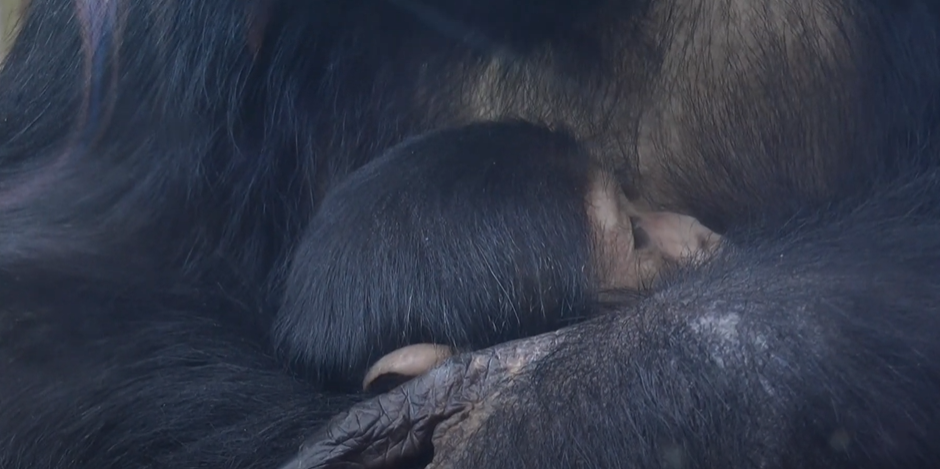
[289,171,940,469]
[1,1,940,469]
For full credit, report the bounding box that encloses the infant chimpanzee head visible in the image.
[363,166,722,392]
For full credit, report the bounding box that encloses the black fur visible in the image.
[443,172,940,468]
[277,121,603,389]
[0,0,939,468]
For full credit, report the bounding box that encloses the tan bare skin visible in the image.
[361,344,456,391]
[362,172,722,392]
[587,169,721,291]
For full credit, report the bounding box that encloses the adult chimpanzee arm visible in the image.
[458,234,940,467]
[290,177,940,469]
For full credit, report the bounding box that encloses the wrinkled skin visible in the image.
[286,178,940,468]
[283,330,566,469]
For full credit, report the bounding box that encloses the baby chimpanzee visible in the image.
[275,121,720,391]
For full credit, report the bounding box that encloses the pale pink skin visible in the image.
[362,344,455,391]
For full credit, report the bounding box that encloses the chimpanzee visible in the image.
[289,170,940,469]
[279,120,720,391]
[0,1,939,469]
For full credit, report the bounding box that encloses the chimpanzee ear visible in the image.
[279,331,567,469]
